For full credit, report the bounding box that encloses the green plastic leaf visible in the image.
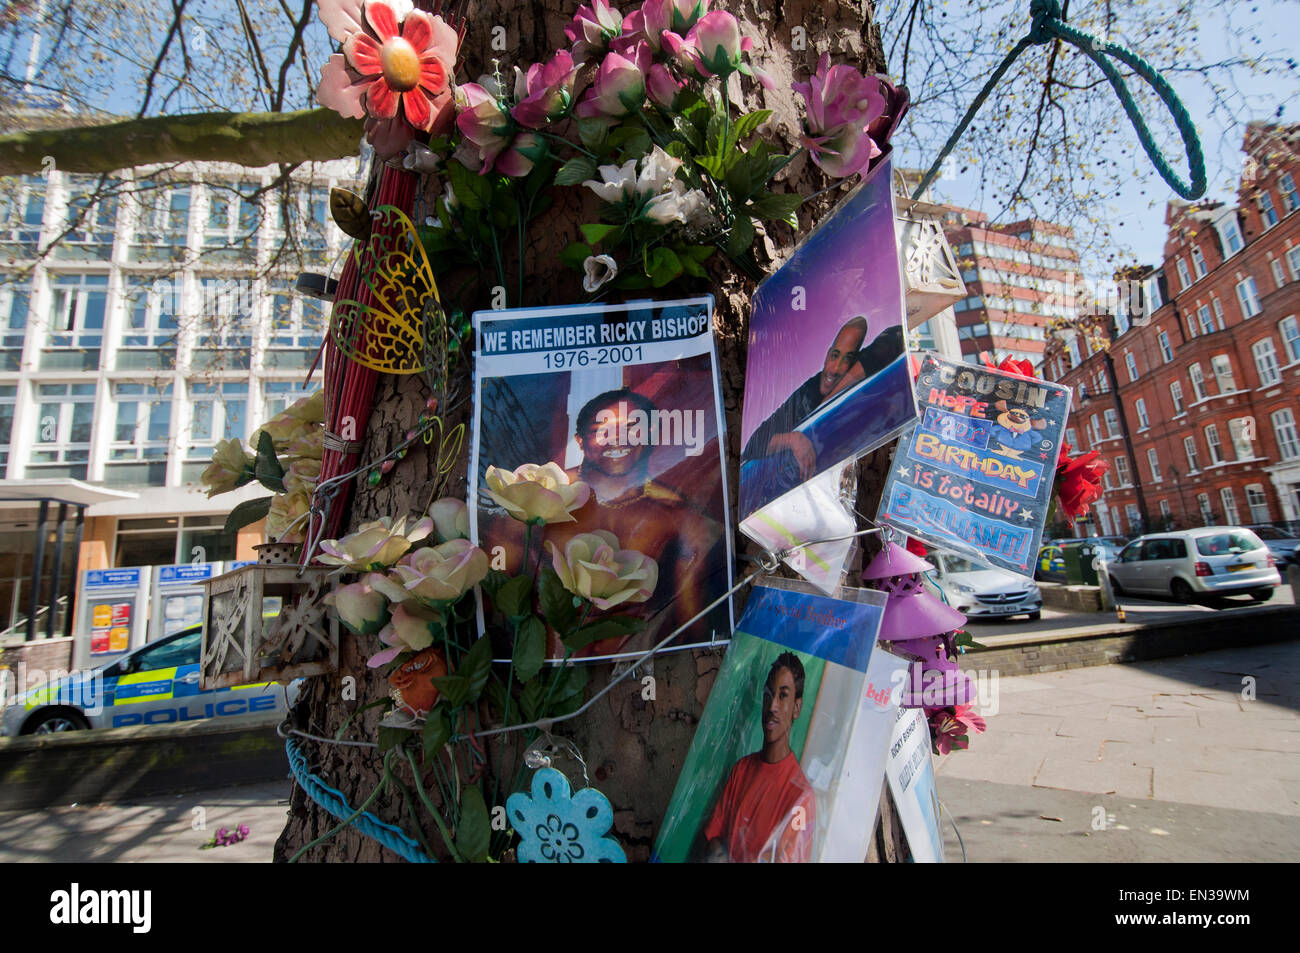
[223,496,272,535]
[550,665,589,717]
[513,615,547,683]
[693,154,727,180]
[612,126,651,159]
[580,223,620,246]
[494,574,534,620]
[431,673,471,708]
[446,160,491,211]
[563,615,644,652]
[555,156,597,187]
[538,567,577,634]
[519,679,546,722]
[455,786,491,863]
[480,569,508,600]
[560,241,593,272]
[725,214,755,257]
[725,143,772,200]
[749,191,803,226]
[675,243,714,278]
[645,247,683,288]
[421,708,451,760]
[705,110,725,156]
[254,430,285,493]
[576,118,610,153]
[377,725,411,755]
[459,635,494,704]
[671,116,702,151]
[730,109,772,146]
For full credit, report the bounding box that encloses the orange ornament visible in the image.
[388,647,448,717]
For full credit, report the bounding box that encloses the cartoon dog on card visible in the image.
[988,400,1048,457]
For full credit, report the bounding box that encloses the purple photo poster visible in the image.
[739,156,916,519]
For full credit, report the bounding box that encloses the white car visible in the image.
[925,553,1043,620]
[1107,527,1281,603]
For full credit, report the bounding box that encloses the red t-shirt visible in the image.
[701,751,816,863]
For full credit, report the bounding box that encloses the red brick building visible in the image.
[945,209,1085,369]
[1045,122,1300,537]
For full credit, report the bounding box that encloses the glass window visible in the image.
[1220,217,1244,256]
[1205,424,1223,465]
[1246,484,1270,523]
[1212,297,1226,330]
[1196,530,1262,555]
[47,273,107,349]
[1228,417,1255,460]
[63,174,119,254]
[1104,408,1120,438]
[1259,191,1278,228]
[196,278,253,351]
[1197,492,1214,525]
[187,381,249,459]
[1184,435,1200,472]
[122,275,181,349]
[1159,499,1171,521]
[1219,488,1241,525]
[1280,173,1298,213]
[1189,363,1206,401]
[1253,338,1280,386]
[1089,414,1101,444]
[1272,258,1287,289]
[1196,303,1214,336]
[1066,427,1078,448]
[1289,247,1300,282]
[1176,258,1191,290]
[1114,455,1130,485]
[1125,503,1141,534]
[0,384,15,470]
[1125,351,1138,382]
[1236,277,1262,319]
[109,382,172,462]
[1158,330,1173,363]
[30,382,96,471]
[1190,245,1207,279]
[127,630,203,673]
[1170,380,1184,414]
[1274,408,1300,460]
[1147,447,1162,483]
[1135,398,1150,430]
[1211,354,1236,393]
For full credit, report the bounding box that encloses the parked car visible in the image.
[1,625,296,736]
[926,553,1042,620]
[1107,527,1281,604]
[1035,544,1067,582]
[1246,525,1300,568]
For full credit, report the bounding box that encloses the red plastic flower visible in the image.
[316,0,460,157]
[981,353,1037,380]
[1055,442,1109,520]
[926,704,985,755]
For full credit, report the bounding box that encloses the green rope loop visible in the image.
[913,1,1206,202]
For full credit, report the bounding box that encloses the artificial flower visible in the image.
[388,646,449,716]
[983,353,1037,379]
[547,530,658,610]
[1055,443,1109,520]
[426,497,470,542]
[455,84,546,176]
[285,427,324,462]
[368,602,445,667]
[926,704,986,755]
[484,462,591,524]
[574,43,651,120]
[582,157,640,203]
[283,455,322,498]
[646,62,686,109]
[384,539,490,603]
[200,438,253,498]
[511,50,581,129]
[267,490,312,543]
[565,0,624,63]
[583,254,619,292]
[636,143,683,194]
[403,139,442,174]
[315,0,461,157]
[792,53,885,178]
[317,515,434,571]
[323,579,390,635]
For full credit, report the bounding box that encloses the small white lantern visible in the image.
[895,196,966,330]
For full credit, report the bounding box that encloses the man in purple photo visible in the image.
[741,317,904,481]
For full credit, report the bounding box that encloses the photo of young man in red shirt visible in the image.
[700,652,817,863]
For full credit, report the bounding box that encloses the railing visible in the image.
[0,595,70,643]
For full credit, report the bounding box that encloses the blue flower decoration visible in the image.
[506,767,625,863]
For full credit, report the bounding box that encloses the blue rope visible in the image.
[913,0,1206,201]
[286,737,437,863]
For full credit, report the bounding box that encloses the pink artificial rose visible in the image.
[511,50,581,129]
[574,42,652,120]
[792,53,886,178]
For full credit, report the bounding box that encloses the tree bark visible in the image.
[275,0,908,863]
[0,108,364,176]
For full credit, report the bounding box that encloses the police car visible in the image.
[1,625,296,736]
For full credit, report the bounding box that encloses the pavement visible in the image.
[936,639,1300,861]
[0,629,1296,862]
[974,582,1295,642]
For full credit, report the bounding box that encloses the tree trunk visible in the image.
[276,0,908,863]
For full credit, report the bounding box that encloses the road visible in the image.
[974,582,1296,640]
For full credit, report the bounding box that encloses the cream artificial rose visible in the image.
[384,539,490,604]
[267,489,312,543]
[323,579,390,635]
[547,530,658,610]
[317,515,435,571]
[200,438,253,498]
[283,455,322,498]
[367,601,445,668]
[426,497,470,542]
[484,462,591,524]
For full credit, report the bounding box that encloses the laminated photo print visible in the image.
[877,353,1072,576]
[652,577,891,863]
[470,297,733,660]
[738,154,916,522]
